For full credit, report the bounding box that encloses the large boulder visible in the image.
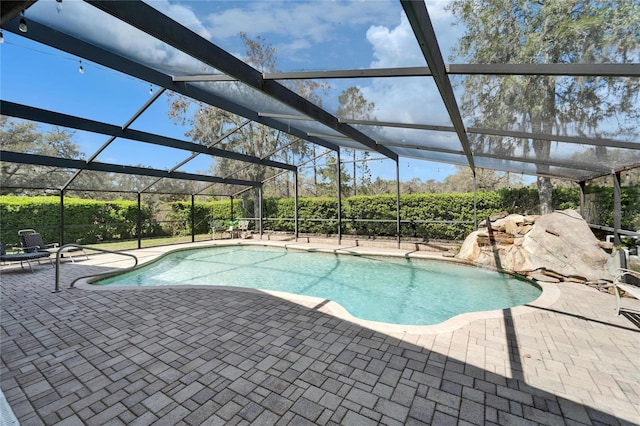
[456,209,616,282]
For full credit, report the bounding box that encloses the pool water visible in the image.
[97,245,541,325]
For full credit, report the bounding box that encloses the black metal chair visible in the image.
[18,229,88,262]
[0,241,52,272]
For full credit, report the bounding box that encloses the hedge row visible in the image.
[4,186,638,246]
[169,188,582,240]
[0,196,160,247]
[164,199,240,236]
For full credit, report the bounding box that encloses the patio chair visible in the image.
[209,220,231,240]
[0,241,53,272]
[18,229,88,262]
[238,220,251,238]
[613,268,640,316]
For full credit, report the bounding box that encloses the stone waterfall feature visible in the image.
[456,210,620,286]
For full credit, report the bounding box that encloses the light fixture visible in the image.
[19,17,27,33]
[56,0,63,13]
[79,60,84,74]
[149,84,153,95]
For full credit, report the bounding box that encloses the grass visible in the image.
[85,234,216,252]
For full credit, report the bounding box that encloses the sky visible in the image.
[0,0,471,185]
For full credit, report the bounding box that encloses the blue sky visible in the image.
[1,0,466,183]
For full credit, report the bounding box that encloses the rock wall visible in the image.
[456,209,619,284]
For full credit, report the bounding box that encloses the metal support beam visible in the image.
[191,194,196,243]
[230,196,234,222]
[344,118,639,151]
[389,151,577,181]
[294,170,299,241]
[137,193,142,249]
[336,150,342,244]
[2,18,341,154]
[342,119,454,133]
[2,151,261,188]
[470,127,639,151]
[613,172,622,246]
[396,160,401,249]
[1,1,35,25]
[579,181,586,219]
[400,0,475,172]
[199,136,303,196]
[86,0,398,162]
[258,186,263,239]
[379,140,610,175]
[178,63,640,82]
[63,88,167,191]
[583,161,640,182]
[139,120,251,193]
[59,190,64,246]
[448,63,640,77]
[473,175,478,230]
[1,101,296,172]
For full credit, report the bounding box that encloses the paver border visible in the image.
[72,240,560,336]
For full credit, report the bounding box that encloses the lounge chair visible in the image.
[613,268,640,315]
[0,241,52,272]
[18,229,88,262]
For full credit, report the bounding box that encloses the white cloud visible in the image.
[205,1,397,56]
[366,14,424,68]
[27,0,211,74]
[148,0,212,40]
[360,12,452,127]
[207,2,393,40]
[26,0,460,129]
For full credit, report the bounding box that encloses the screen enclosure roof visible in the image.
[1,0,639,194]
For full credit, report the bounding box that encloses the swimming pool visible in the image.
[96,245,541,325]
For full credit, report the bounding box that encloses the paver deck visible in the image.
[1,240,639,425]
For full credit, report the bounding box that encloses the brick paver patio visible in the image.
[1,241,639,425]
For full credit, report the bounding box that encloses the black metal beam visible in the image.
[469,127,639,151]
[266,67,431,80]
[394,150,582,181]
[138,119,251,193]
[448,63,640,77]
[61,88,168,191]
[582,161,640,181]
[85,0,398,161]
[0,101,296,172]
[342,118,455,133]
[613,172,622,246]
[379,141,609,174]
[0,0,35,25]
[2,18,341,154]
[342,118,639,150]
[177,63,640,82]
[0,151,261,187]
[401,0,475,172]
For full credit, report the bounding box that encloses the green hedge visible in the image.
[165,199,241,236]
[258,189,581,240]
[8,187,628,245]
[0,196,162,247]
[583,186,640,231]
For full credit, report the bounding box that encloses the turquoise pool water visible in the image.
[97,245,541,325]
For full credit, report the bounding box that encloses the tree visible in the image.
[168,33,325,216]
[442,166,524,193]
[315,155,352,197]
[448,1,640,213]
[336,87,375,196]
[0,117,82,194]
